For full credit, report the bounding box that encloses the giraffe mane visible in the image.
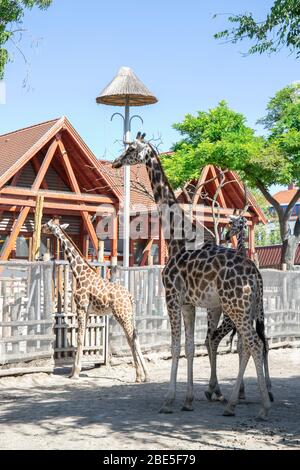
[59,227,98,273]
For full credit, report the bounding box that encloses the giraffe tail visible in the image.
[130,295,150,382]
[256,318,274,402]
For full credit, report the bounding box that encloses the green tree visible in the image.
[214,0,300,58]
[162,88,300,268]
[0,0,52,79]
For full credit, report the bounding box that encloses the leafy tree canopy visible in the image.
[0,0,52,79]
[214,0,300,58]
[161,100,296,191]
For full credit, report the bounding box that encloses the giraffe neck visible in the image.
[54,228,94,281]
[144,147,188,255]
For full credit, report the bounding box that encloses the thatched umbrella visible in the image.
[96,67,158,278]
[96,66,157,107]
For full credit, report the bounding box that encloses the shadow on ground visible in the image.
[0,372,299,450]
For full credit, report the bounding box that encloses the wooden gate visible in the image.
[52,261,109,366]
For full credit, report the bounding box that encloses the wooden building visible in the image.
[0,117,119,261]
[99,162,267,265]
[0,117,266,264]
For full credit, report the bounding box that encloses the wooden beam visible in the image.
[111,214,118,261]
[32,139,58,190]
[210,165,227,208]
[0,207,30,260]
[31,157,49,190]
[158,219,166,265]
[140,239,153,266]
[248,224,255,260]
[0,197,114,213]
[11,168,23,186]
[57,140,99,252]
[0,186,117,204]
[31,195,44,261]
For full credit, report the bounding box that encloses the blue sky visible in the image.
[1,0,299,171]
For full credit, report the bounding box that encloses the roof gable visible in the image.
[0,117,119,200]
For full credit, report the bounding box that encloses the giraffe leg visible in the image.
[133,331,150,383]
[224,322,271,419]
[181,305,195,411]
[114,313,144,383]
[223,339,250,417]
[237,333,246,400]
[159,301,181,414]
[70,307,87,379]
[205,308,230,401]
[252,339,272,420]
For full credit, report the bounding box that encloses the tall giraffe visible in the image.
[42,219,149,382]
[112,134,272,419]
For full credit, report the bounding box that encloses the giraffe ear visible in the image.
[60,224,69,230]
[136,132,142,140]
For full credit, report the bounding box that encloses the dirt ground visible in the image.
[0,348,299,450]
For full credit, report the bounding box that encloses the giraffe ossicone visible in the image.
[112,133,272,419]
[41,218,150,383]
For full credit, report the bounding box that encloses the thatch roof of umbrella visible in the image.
[96,66,158,107]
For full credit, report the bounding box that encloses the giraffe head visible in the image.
[41,217,69,237]
[225,215,247,241]
[112,132,151,169]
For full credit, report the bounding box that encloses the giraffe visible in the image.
[112,133,272,419]
[41,219,150,383]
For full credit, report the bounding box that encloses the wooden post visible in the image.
[158,220,165,265]
[31,195,44,261]
[248,224,255,260]
[98,240,104,262]
[111,214,118,262]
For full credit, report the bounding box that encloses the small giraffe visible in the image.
[112,134,272,419]
[41,219,149,382]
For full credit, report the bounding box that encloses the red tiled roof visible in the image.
[0,117,120,200]
[0,118,61,182]
[273,188,300,205]
[256,244,300,268]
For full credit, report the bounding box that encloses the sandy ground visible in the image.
[0,348,299,450]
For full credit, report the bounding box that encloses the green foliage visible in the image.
[255,219,281,246]
[214,0,300,58]
[161,92,300,193]
[0,0,52,79]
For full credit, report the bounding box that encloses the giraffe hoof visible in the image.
[268,392,274,403]
[181,404,194,412]
[256,410,269,421]
[143,376,151,383]
[212,392,227,403]
[159,405,173,414]
[205,391,213,401]
[135,377,142,383]
[223,408,235,417]
[69,374,80,380]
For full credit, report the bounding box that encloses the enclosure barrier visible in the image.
[0,261,299,376]
[110,266,300,355]
[0,261,54,376]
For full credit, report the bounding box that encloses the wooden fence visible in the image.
[0,261,54,376]
[110,266,300,355]
[52,261,108,366]
[0,261,299,376]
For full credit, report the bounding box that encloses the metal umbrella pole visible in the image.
[96,66,158,287]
